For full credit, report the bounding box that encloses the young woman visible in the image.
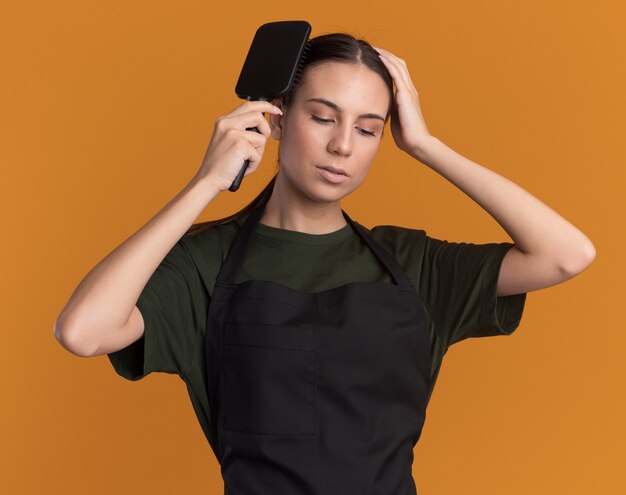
[55,33,595,494]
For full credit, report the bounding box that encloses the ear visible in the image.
[269,98,285,140]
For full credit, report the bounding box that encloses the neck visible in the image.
[259,172,348,234]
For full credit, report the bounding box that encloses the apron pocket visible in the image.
[223,322,317,435]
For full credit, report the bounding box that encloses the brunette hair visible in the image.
[185,32,393,236]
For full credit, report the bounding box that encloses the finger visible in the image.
[246,146,263,169]
[229,100,283,118]
[245,144,265,173]
[372,45,393,58]
[378,51,415,94]
[373,45,410,89]
[371,45,391,56]
[378,50,410,89]
[234,128,267,151]
[230,110,272,138]
[243,111,272,138]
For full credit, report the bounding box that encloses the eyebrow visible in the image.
[305,97,386,122]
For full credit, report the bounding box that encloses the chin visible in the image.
[299,186,341,204]
[294,179,345,204]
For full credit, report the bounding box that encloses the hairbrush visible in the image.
[229,20,312,192]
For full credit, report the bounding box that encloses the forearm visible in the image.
[413,136,596,272]
[55,177,221,355]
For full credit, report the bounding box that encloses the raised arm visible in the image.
[373,46,596,296]
[54,100,282,357]
[407,136,595,296]
[54,178,221,357]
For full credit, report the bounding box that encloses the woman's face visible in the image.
[270,61,391,203]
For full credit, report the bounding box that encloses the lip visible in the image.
[317,166,350,184]
[317,165,348,177]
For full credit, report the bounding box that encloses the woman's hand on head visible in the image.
[372,46,432,159]
[193,100,283,192]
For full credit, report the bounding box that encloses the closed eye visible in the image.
[310,115,377,137]
[359,129,376,137]
[311,115,333,124]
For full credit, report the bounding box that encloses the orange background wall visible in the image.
[2,0,624,493]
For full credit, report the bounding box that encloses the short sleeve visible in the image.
[419,235,527,351]
[107,237,208,381]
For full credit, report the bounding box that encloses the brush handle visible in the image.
[229,124,263,192]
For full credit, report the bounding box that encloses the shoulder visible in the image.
[176,215,247,289]
[183,215,246,259]
[357,221,428,258]
[352,221,430,281]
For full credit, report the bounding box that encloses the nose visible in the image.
[327,123,353,157]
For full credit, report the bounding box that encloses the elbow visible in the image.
[562,241,597,276]
[584,241,597,265]
[54,316,98,358]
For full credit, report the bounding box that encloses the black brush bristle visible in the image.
[292,40,311,86]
